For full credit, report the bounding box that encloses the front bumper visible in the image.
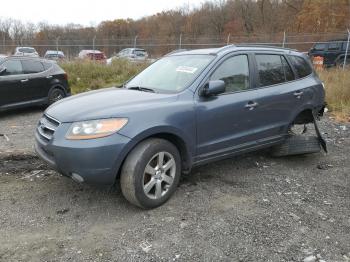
[35,120,131,186]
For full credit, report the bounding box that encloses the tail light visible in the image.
[63,73,68,80]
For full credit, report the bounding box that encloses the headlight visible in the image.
[66,118,128,140]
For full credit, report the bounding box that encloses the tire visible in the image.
[271,135,321,157]
[120,138,181,209]
[48,88,65,105]
[336,59,349,68]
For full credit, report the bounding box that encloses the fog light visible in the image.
[71,173,84,183]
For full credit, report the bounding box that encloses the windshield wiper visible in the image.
[127,86,156,93]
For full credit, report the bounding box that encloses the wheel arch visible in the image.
[113,128,194,183]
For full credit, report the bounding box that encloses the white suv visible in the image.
[14,47,39,57]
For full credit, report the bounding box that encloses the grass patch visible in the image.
[60,59,148,94]
[318,68,350,122]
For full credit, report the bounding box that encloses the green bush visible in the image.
[60,59,148,94]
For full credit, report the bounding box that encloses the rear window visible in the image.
[43,62,53,70]
[313,43,326,51]
[22,60,45,74]
[288,56,312,78]
[19,48,36,53]
[256,54,293,87]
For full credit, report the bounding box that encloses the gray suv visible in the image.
[35,45,326,208]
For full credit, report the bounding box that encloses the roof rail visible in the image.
[166,49,188,56]
[216,44,236,53]
[235,43,297,51]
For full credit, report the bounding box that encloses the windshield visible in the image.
[126,54,214,92]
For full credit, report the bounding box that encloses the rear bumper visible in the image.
[35,127,131,186]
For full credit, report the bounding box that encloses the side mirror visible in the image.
[0,66,6,75]
[202,80,225,97]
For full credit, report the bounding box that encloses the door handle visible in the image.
[294,91,303,98]
[21,79,29,83]
[245,101,258,110]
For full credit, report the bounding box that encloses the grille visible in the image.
[37,114,60,142]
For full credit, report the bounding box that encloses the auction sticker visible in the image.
[176,66,198,74]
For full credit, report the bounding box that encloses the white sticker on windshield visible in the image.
[176,66,198,74]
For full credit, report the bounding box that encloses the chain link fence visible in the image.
[1,32,349,61]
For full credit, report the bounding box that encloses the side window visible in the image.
[22,60,44,74]
[328,42,340,50]
[43,62,52,70]
[210,55,249,93]
[1,60,23,75]
[288,56,312,78]
[255,54,285,87]
[314,43,326,51]
[343,42,349,51]
[281,56,295,81]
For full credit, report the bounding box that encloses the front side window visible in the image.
[126,54,214,93]
[22,60,44,74]
[256,54,286,87]
[314,43,326,51]
[1,60,23,75]
[210,55,249,93]
[288,56,312,78]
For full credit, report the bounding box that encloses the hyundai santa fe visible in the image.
[35,45,326,209]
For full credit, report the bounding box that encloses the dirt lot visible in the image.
[0,108,349,262]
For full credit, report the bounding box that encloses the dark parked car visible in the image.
[0,56,70,111]
[308,39,349,67]
[35,45,326,209]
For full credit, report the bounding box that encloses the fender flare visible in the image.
[111,126,194,181]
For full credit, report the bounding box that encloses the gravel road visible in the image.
[0,108,349,262]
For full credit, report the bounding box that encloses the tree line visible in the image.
[1,0,349,57]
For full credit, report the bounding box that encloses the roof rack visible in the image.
[166,49,189,56]
[216,44,236,53]
[235,43,297,51]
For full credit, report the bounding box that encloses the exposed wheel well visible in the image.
[293,109,313,125]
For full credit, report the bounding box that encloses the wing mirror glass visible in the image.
[202,80,225,97]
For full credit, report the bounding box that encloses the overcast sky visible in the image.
[0,0,204,26]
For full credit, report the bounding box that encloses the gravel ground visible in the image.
[0,108,349,262]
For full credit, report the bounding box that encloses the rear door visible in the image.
[324,42,342,66]
[246,53,300,142]
[21,59,49,100]
[0,59,27,106]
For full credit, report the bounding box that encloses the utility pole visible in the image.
[179,33,182,49]
[2,34,5,54]
[282,31,286,48]
[343,29,350,70]
[134,35,138,48]
[93,35,96,61]
[56,37,60,54]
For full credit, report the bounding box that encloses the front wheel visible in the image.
[120,138,181,209]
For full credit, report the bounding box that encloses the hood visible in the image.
[46,87,178,122]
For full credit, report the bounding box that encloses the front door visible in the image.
[0,59,27,107]
[195,54,259,161]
